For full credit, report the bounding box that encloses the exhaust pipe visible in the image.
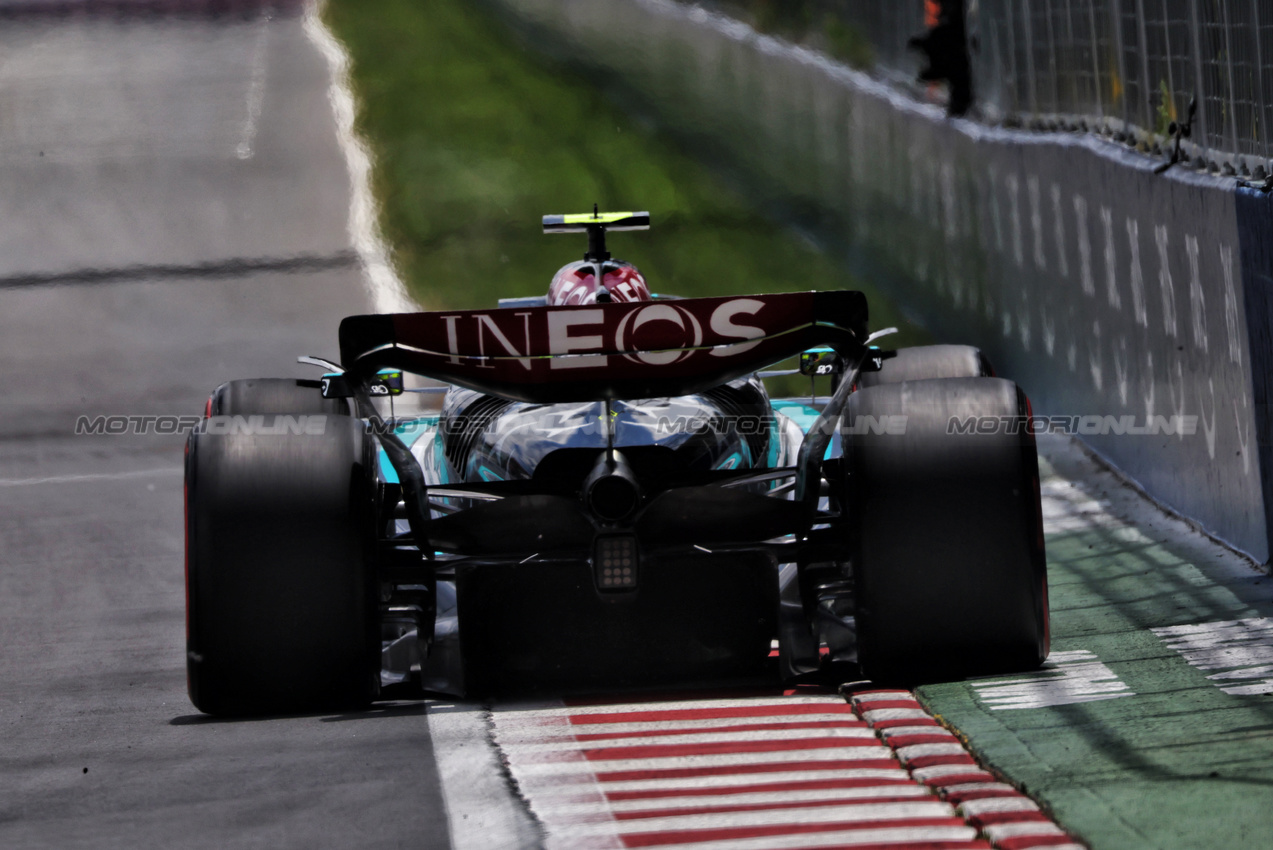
[582,449,641,523]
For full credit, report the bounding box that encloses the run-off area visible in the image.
[915,433,1273,849]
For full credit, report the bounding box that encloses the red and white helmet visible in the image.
[547,260,651,306]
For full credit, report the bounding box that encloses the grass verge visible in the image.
[323,0,926,357]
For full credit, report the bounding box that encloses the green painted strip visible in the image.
[918,435,1273,850]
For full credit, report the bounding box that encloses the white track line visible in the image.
[426,702,541,850]
[235,12,271,160]
[304,1,414,315]
[1152,617,1273,695]
[303,11,532,847]
[969,648,1134,709]
[0,467,183,487]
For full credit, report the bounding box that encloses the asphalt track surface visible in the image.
[3,5,1272,850]
[0,5,451,847]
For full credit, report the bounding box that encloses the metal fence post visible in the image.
[1044,0,1060,115]
[1113,0,1130,130]
[1005,0,1021,114]
[1187,0,1208,163]
[1159,0,1176,125]
[1089,0,1104,115]
[1062,0,1079,112]
[1252,1,1269,161]
[1134,0,1153,136]
[1021,0,1039,115]
[1221,0,1239,161]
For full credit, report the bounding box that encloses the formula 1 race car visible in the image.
[184,211,1049,715]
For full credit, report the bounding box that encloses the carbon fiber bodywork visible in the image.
[434,377,791,491]
[382,376,815,695]
[344,288,878,696]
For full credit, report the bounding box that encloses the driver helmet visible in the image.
[547,260,651,306]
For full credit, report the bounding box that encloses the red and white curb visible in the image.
[850,690,1082,850]
[490,690,1083,850]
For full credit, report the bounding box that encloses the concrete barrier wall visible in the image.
[483,0,1273,562]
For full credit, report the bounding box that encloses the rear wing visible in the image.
[338,290,868,404]
[542,211,650,233]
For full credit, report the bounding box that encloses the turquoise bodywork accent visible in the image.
[374,416,439,484]
[772,401,821,433]
[378,449,399,484]
[433,431,450,485]
[766,414,781,468]
[772,400,840,459]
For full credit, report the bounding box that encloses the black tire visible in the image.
[857,344,993,389]
[206,377,351,417]
[185,414,379,715]
[844,377,1048,681]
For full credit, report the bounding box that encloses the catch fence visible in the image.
[816,0,1273,176]
[972,0,1273,176]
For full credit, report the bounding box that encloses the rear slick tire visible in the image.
[857,344,993,389]
[206,377,351,417]
[185,414,378,716]
[845,377,1048,682]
